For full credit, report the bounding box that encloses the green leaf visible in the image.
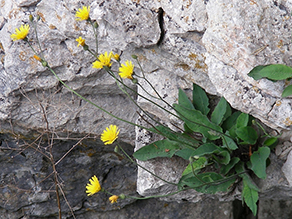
[192,84,210,115]
[220,157,240,175]
[248,64,292,81]
[263,137,278,149]
[235,161,259,191]
[181,172,236,194]
[211,97,231,125]
[133,139,180,161]
[173,104,222,140]
[248,65,269,80]
[221,133,238,150]
[150,125,199,147]
[213,150,230,165]
[249,147,270,179]
[236,113,249,128]
[178,88,195,110]
[282,84,292,97]
[235,126,258,145]
[242,179,259,216]
[175,148,197,160]
[263,137,278,146]
[222,111,241,132]
[182,157,207,176]
[192,143,230,165]
[193,143,221,156]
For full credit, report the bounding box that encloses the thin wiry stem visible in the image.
[118,145,178,186]
[46,65,153,132]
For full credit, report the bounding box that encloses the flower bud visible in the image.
[131,54,138,59]
[131,78,138,84]
[93,21,99,28]
[114,146,119,153]
[41,60,48,67]
[119,194,126,199]
[37,15,40,21]
[29,15,34,22]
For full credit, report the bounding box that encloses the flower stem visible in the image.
[118,144,178,186]
[46,65,150,131]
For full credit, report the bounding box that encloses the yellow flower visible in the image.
[75,6,90,21]
[109,195,119,204]
[76,37,85,47]
[86,175,101,196]
[33,55,42,62]
[101,125,120,145]
[92,52,113,69]
[11,24,30,41]
[119,60,134,79]
[113,53,120,61]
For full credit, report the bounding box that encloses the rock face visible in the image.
[1,0,292,218]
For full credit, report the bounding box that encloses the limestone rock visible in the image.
[1,0,292,217]
[135,0,292,203]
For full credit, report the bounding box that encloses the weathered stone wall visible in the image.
[1,0,292,218]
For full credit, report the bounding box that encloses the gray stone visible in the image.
[2,0,292,218]
[0,136,137,218]
[282,150,292,186]
[16,0,40,7]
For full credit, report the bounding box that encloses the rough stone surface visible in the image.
[134,0,292,203]
[1,0,292,218]
[0,135,137,218]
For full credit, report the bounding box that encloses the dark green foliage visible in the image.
[211,97,231,125]
[249,147,270,179]
[173,104,222,141]
[179,172,236,194]
[133,83,276,216]
[248,64,292,97]
[248,64,292,80]
[192,84,210,115]
[282,84,292,97]
[133,139,180,161]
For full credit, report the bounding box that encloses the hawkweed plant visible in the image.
[10,6,280,217]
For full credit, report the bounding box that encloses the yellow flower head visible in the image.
[33,55,42,62]
[76,37,85,47]
[86,175,101,196]
[75,6,90,21]
[119,60,134,79]
[11,24,30,41]
[92,52,113,69]
[109,195,119,204]
[101,125,120,145]
[113,53,120,61]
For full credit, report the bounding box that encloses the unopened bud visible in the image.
[131,78,138,84]
[131,54,138,59]
[93,21,99,28]
[41,60,48,67]
[114,146,119,153]
[37,15,40,21]
[119,194,126,199]
[29,15,34,22]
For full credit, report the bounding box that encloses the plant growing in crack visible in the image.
[9,5,280,217]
